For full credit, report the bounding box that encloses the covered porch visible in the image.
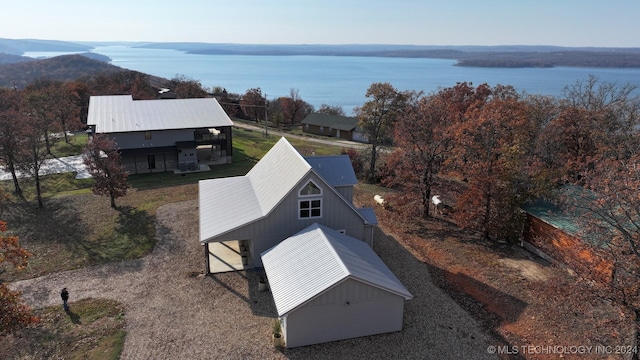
[205,240,252,273]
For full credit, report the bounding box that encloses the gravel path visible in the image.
[10,200,496,359]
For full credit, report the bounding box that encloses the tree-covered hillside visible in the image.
[0,54,125,88]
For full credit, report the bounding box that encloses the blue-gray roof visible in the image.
[261,223,412,316]
[304,155,358,187]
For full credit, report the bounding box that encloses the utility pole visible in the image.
[264,93,268,138]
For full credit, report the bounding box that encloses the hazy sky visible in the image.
[2,0,639,47]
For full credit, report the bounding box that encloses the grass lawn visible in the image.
[1,127,348,281]
[0,298,125,360]
[0,127,354,355]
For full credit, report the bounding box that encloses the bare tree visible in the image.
[0,89,26,195]
[317,104,345,116]
[83,134,129,208]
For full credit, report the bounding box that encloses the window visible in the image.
[144,131,152,140]
[299,199,321,218]
[300,181,321,196]
[299,181,322,219]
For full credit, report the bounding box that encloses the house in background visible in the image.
[87,95,234,174]
[522,195,614,285]
[199,137,377,273]
[301,112,368,142]
[261,223,413,348]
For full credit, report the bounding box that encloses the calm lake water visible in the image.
[26,46,640,114]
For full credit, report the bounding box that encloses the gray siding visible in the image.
[283,278,405,348]
[213,173,368,267]
[110,129,194,149]
[335,185,353,203]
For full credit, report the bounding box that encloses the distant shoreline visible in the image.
[135,43,640,68]
[2,38,640,69]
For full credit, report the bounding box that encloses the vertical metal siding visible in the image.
[284,278,405,348]
[216,173,367,266]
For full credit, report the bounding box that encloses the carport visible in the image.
[205,240,251,273]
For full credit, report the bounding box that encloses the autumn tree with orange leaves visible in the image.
[383,92,454,217]
[280,89,314,124]
[0,216,38,335]
[240,88,266,122]
[451,97,534,240]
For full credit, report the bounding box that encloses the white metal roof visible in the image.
[87,95,234,133]
[304,155,358,187]
[247,137,312,213]
[198,177,263,241]
[199,137,311,242]
[198,137,377,243]
[261,223,413,316]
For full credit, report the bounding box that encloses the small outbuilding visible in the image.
[261,223,413,348]
[301,112,368,142]
[522,190,614,285]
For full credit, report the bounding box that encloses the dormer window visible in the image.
[299,180,322,219]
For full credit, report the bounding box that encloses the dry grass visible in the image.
[8,199,496,360]
[355,185,638,360]
[1,184,197,282]
[0,298,125,359]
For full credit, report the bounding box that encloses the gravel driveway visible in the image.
[10,200,496,359]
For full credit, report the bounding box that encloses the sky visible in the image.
[2,0,639,47]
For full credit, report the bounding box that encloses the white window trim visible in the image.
[298,198,322,219]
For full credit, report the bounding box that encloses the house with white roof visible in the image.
[87,95,234,174]
[261,223,413,348]
[199,137,412,347]
[198,137,377,272]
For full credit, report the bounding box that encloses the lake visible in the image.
[25,46,640,114]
